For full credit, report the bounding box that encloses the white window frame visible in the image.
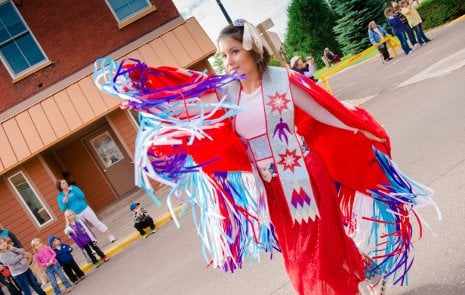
[7,170,54,228]
[0,0,49,79]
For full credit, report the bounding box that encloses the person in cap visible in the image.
[48,236,85,284]
[290,56,306,74]
[130,203,156,238]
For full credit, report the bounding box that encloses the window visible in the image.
[8,171,52,227]
[106,0,152,23]
[0,0,48,78]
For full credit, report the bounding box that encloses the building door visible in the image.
[83,126,136,197]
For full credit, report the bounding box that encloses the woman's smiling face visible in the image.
[218,36,257,77]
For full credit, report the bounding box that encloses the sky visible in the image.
[171,0,291,43]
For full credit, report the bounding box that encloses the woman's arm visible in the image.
[57,192,68,212]
[291,83,385,143]
[368,30,376,44]
[292,83,356,131]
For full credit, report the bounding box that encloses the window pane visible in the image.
[0,2,27,42]
[9,173,52,226]
[128,0,148,12]
[108,0,149,21]
[0,40,28,74]
[16,34,45,66]
[0,1,46,76]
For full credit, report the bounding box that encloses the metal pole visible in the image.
[216,0,233,24]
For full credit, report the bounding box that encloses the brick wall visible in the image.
[0,0,180,113]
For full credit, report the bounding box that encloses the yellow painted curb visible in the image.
[451,14,465,24]
[43,204,185,294]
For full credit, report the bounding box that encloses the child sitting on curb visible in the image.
[31,238,73,295]
[64,210,109,268]
[48,236,85,284]
[130,202,157,238]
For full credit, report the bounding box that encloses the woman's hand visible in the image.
[359,129,387,143]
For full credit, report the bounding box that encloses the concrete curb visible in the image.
[84,203,185,271]
[43,204,185,294]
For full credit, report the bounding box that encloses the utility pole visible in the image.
[216,0,232,24]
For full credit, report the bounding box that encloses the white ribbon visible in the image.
[242,22,264,57]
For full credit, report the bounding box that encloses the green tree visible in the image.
[211,51,225,74]
[284,0,340,69]
[329,0,387,54]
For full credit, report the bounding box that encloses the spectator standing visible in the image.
[368,20,392,61]
[401,0,431,45]
[393,3,417,47]
[385,7,412,55]
[0,237,45,295]
[64,210,110,268]
[130,203,157,238]
[56,179,116,243]
[0,226,23,249]
[290,56,306,74]
[48,236,85,284]
[304,56,317,82]
[31,238,73,295]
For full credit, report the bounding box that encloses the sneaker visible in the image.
[150,228,157,234]
[109,235,116,243]
[103,257,110,262]
[141,234,148,239]
[93,261,102,268]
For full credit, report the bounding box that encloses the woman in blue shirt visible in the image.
[368,20,392,61]
[56,179,116,243]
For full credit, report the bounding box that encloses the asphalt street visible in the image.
[61,19,465,295]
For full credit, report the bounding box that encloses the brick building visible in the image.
[0,0,215,251]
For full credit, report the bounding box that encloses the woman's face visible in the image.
[370,22,377,29]
[218,36,257,77]
[60,180,68,190]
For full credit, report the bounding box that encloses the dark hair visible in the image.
[56,179,67,192]
[217,24,270,79]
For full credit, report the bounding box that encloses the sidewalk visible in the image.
[43,185,184,294]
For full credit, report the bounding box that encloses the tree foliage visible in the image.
[329,0,387,54]
[212,51,225,74]
[284,0,340,68]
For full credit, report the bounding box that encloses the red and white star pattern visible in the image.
[266,91,290,115]
[277,148,301,172]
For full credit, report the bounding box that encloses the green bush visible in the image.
[418,0,465,30]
